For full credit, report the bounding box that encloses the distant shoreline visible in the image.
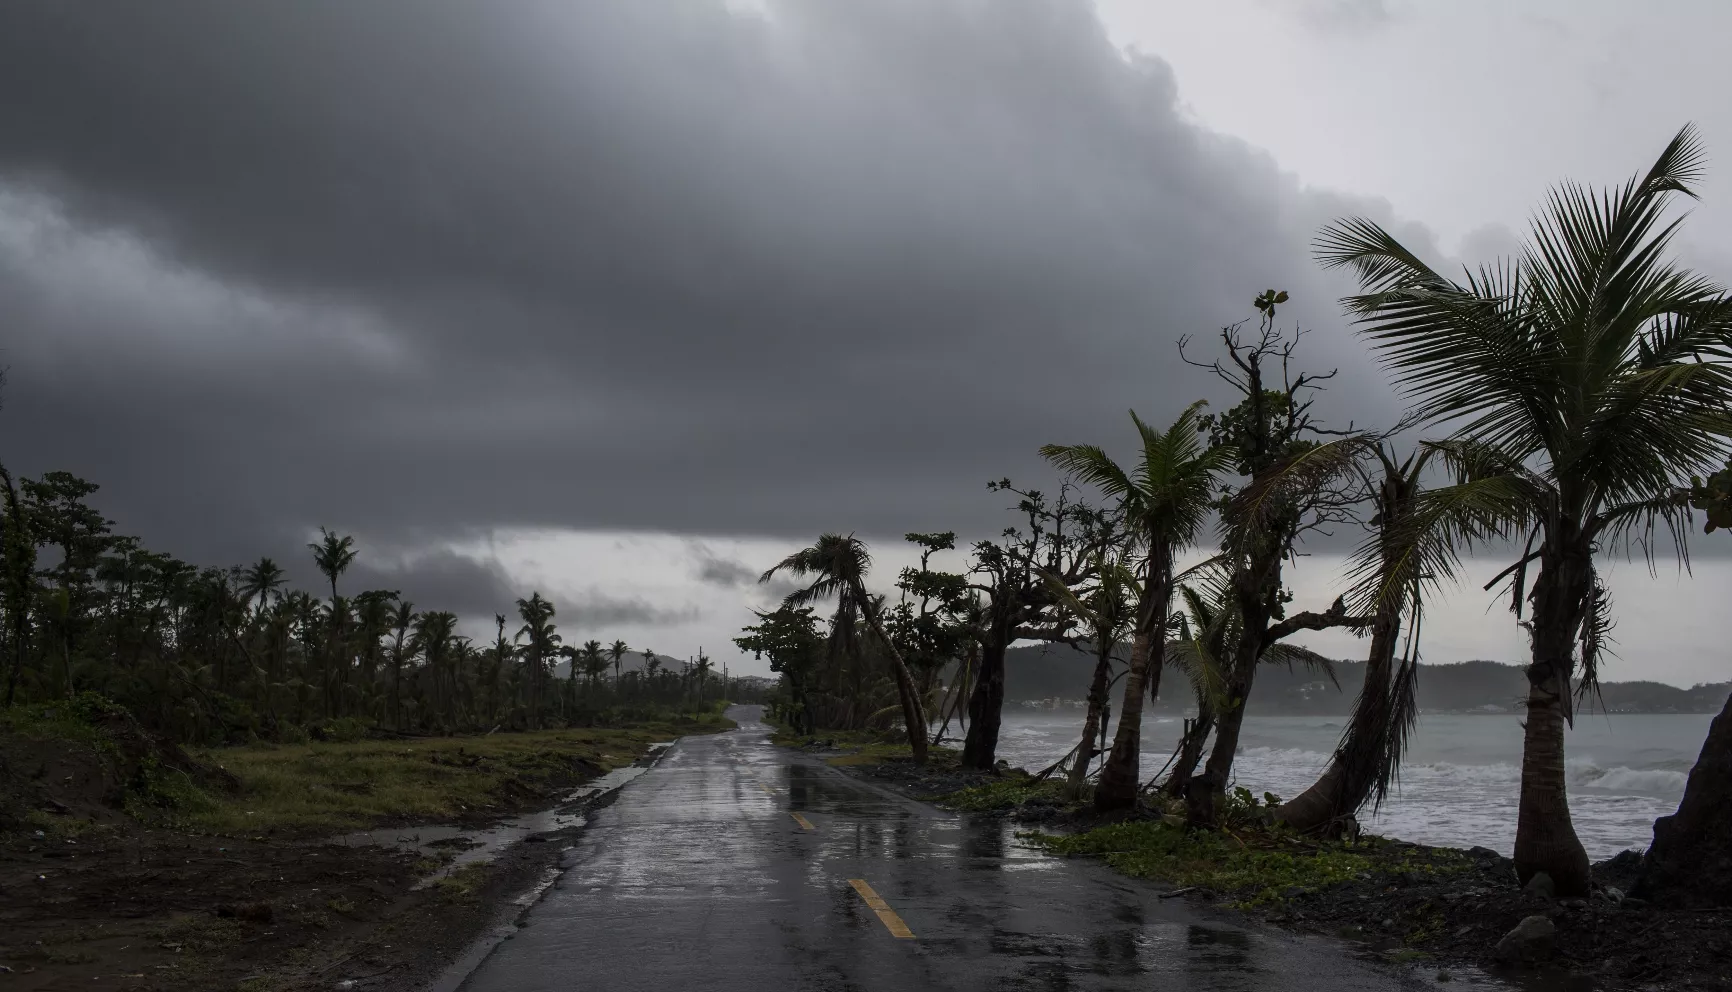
[1002,644,1731,717]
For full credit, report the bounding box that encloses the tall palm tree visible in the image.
[240,556,286,619]
[489,614,512,722]
[580,640,606,689]
[515,592,560,727]
[413,610,459,728]
[693,649,713,704]
[307,528,357,602]
[607,639,629,684]
[388,598,416,730]
[1315,125,1732,894]
[761,535,929,763]
[1041,401,1232,812]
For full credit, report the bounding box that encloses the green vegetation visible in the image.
[938,775,1066,813]
[1031,819,1471,909]
[187,719,723,835]
[0,462,763,751]
[2,691,732,837]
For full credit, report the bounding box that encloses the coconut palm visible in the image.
[581,642,610,687]
[607,639,629,683]
[1258,441,1470,833]
[388,598,416,730]
[1314,125,1732,893]
[413,610,460,727]
[761,534,929,763]
[1043,551,1138,801]
[515,592,560,726]
[307,528,357,602]
[693,649,713,704]
[1041,401,1233,812]
[240,556,287,618]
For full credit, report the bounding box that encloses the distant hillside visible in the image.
[1000,643,1731,716]
[551,651,703,680]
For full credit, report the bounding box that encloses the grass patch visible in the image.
[433,862,491,902]
[189,716,730,835]
[1029,821,1470,907]
[937,775,1066,812]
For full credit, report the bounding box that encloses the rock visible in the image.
[1603,886,1625,905]
[1494,914,1556,964]
[1467,846,1501,860]
[1558,897,1587,910]
[1523,872,1556,898]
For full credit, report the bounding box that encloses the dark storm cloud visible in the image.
[0,0,1423,579]
[690,543,760,589]
[562,596,701,629]
[345,550,521,619]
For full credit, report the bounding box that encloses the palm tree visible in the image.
[1262,442,1465,833]
[388,598,416,730]
[413,610,459,728]
[1041,401,1233,812]
[1046,551,1138,801]
[1315,125,1732,894]
[580,640,606,690]
[607,639,629,684]
[240,557,286,619]
[515,592,560,727]
[693,649,713,704]
[307,528,357,602]
[761,535,929,763]
[488,614,512,722]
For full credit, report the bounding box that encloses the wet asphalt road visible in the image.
[457,705,1467,991]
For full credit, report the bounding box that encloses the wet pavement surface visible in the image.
[457,706,1481,991]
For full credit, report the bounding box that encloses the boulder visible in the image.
[1494,915,1556,965]
[1523,872,1556,899]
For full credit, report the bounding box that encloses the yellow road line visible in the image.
[790,811,815,831]
[758,782,775,795]
[848,878,915,939]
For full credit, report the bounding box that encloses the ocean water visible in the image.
[985,710,1712,859]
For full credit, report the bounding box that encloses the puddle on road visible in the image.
[334,758,659,888]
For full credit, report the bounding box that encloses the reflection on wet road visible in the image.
[457,705,1462,991]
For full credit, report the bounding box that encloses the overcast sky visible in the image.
[2,0,1728,685]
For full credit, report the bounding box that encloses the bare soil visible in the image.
[0,722,655,991]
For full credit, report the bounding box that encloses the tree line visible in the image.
[0,471,738,742]
[739,126,1732,907]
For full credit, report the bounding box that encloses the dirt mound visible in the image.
[0,700,238,834]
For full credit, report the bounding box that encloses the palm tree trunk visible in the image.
[1514,543,1593,896]
[856,584,927,764]
[1095,629,1159,812]
[1063,645,1116,800]
[1275,603,1402,833]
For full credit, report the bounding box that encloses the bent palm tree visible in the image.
[1262,441,1485,833]
[1316,125,1732,893]
[761,535,929,763]
[1041,401,1233,812]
